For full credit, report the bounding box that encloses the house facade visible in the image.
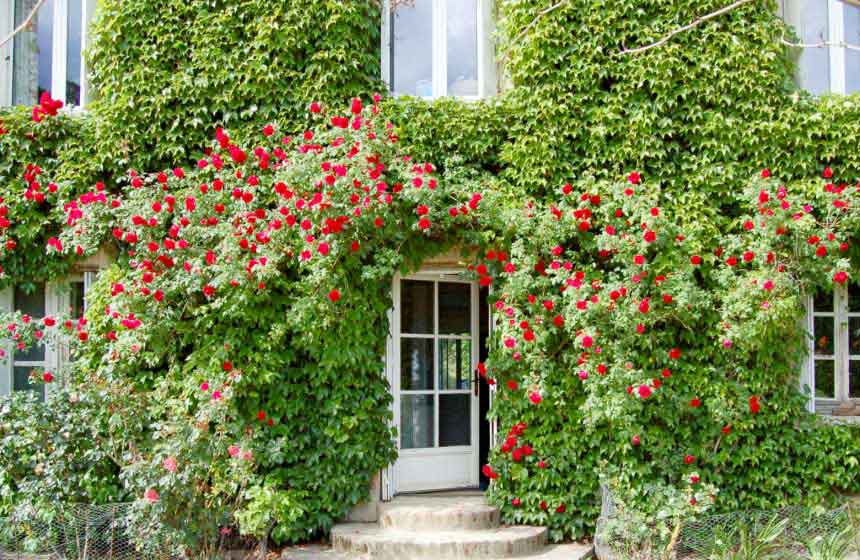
[1,0,860,506]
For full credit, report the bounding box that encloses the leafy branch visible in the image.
[499,0,570,62]
[618,0,756,56]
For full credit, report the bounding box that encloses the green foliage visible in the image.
[2,0,860,551]
[87,0,383,171]
[481,175,860,540]
[0,391,125,519]
[0,107,105,289]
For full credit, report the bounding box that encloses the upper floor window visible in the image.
[805,284,860,417]
[382,0,496,99]
[0,0,96,108]
[780,0,860,95]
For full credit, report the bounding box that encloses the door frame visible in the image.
[386,270,481,495]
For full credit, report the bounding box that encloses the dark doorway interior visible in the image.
[478,286,491,490]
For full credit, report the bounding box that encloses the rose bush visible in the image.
[478,170,860,541]
[0,98,501,552]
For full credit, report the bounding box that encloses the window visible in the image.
[780,0,860,95]
[0,275,92,397]
[381,0,496,99]
[0,0,97,108]
[11,283,49,400]
[806,284,860,415]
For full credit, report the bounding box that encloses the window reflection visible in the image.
[391,0,433,96]
[447,0,478,97]
[12,0,54,106]
[66,0,83,105]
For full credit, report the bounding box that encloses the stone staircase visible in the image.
[331,495,593,559]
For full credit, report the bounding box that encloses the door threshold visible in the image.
[396,487,483,497]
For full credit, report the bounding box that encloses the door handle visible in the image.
[473,367,480,397]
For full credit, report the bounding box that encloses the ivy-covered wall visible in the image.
[2,0,860,551]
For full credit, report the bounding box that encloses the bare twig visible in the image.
[499,0,570,62]
[0,0,47,49]
[618,0,756,56]
[780,37,860,52]
[839,0,860,7]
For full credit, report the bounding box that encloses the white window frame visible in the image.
[804,285,860,415]
[381,0,497,100]
[0,273,93,397]
[781,0,860,94]
[0,0,98,109]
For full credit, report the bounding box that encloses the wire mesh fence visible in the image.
[0,503,160,560]
[595,485,857,560]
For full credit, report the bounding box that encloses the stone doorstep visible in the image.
[332,523,548,559]
[379,495,500,531]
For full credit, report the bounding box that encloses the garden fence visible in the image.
[595,485,854,560]
[0,503,155,560]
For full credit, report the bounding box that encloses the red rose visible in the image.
[834,271,848,284]
[669,348,681,360]
[631,435,640,446]
[628,171,641,185]
[690,397,701,408]
[749,395,760,414]
[690,255,702,265]
[328,289,341,302]
[684,454,695,465]
[223,361,233,372]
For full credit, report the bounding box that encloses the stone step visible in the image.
[378,495,500,531]
[331,523,548,559]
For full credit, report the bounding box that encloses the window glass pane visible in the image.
[784,0,830,94]
[70,281,85,317]
[851,317,860,356]
[850,360,860,399]
[14,366,44,400]
[849,284,860,313]
[440,339,471,390]
[447,0,478,97]
[815,359,836,399]
[813,289,833,312]
[12,0,54,106]
[439,394,470,446]
[845,5,860,94]
[438,282,470,335]
[391,0,433,96]
[400,338,434,390]
[14,283,46,318]
[14,284,46,361]
[66,0,83,105]
[401,395,434,449]
[813,316,834,355]
[15,342,45,363]
[401,280,434,334]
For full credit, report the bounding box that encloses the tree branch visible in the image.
[780,37,860,53]
[0,0,47,49]
[499,0,570,63]
[618,0,756,56]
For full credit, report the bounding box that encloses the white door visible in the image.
[392,274,480,493]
